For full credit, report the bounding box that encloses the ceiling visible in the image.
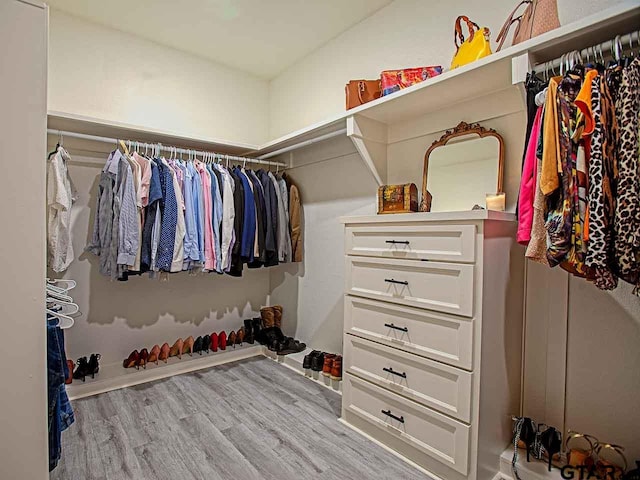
[46,0,393,79]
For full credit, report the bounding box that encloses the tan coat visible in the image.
[289,184,302,262]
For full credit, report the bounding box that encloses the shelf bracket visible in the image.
[512,52,532,113]
[347,115,388,186]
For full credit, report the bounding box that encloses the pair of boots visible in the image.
[257,305,284,349]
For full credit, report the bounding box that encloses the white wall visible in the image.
[269,136,377,354]
[48,9,270,146]
[1,1,48,478]
[50,138,271,372]
[268,0,626,139]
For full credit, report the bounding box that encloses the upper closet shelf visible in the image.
[250,1,639,155]
[47,111,260,156]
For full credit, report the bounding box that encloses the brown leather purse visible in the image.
[496,0,559,51]
[345,79,381,110]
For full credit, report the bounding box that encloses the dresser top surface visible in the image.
[340,210,516,224]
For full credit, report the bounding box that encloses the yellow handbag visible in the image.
[450,15,492,69]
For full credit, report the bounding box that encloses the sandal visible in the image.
[595,443,627,480]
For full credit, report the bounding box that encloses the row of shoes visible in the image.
[66,354,101,383]
[512,417,632,480]
[303,351,342,381]
[123,321,261,370]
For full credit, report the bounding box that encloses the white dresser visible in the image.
[340,211,524,480]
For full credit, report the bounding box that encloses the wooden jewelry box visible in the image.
[377,183,418,214]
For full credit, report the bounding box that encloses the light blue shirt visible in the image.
[180,161,199,265]
[188,162,205,265]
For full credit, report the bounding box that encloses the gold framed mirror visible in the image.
[420,121,505,212]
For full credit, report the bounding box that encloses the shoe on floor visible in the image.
[322,354,337,377]
[277,338,307,355]
[330,355,342,381]
[311,352,325,372]
[303,350,321,369]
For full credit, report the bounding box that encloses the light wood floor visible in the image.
[51,356,427,479]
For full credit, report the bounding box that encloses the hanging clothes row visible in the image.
[86,145,302,281]
[517,42,640,293]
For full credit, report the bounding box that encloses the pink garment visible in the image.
[517,107,544,245]
[133,153,151,207]
[196,162,215,271]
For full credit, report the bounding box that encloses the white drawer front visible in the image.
[343,373,470,474]
[344,296,473,369]
[344,335,472,422]
[346,224,476,262]
[345,256,474,317]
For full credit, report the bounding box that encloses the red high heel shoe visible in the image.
[210,332,218,352]
[65,360,74,384]
[219,331,227,351]
[123,350,140,369]
[138,348,149,369]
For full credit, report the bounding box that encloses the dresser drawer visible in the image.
[344,335,472,422]
[345,256,475,317]
[346,224,476,262]
[343,373,470,474]
[344,296,473,369]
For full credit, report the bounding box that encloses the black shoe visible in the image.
[202,335,211,353]
[193,336,204,354]
[253,318,264,344]
[73,356,90,382]
[311,352,325,372]
[277,338,307,356]
[303,350,321,369]
[538,425,562,471]
[87,353,100,378]
[244,319,254,344]
[512,417,537,462]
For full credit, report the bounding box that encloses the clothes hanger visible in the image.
[47,310,74,329]
[47,278,76,290]
[46,298,79,316]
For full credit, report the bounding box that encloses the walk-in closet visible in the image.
[2,1,639,479]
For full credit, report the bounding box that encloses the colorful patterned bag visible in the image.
[380,66,443,96]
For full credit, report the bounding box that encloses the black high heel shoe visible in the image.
[244,319,254,344]
[72,357,90,382]
[87,353,101,378]
[539,425,562,471]
[513,417,537,462]
[202,335,211,354]
[193,336,204,355]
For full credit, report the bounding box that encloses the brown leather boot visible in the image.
[330,355,342,380]
[260,306,275,328]
[272,305,283,329]
[322,354,336,377]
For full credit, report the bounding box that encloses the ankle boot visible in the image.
[272,305,283,329]
[260,306,275,328]
[244,319,254,344]
[74,356,90,381]
[88,353,101,378]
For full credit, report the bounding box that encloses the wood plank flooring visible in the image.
[51,357,427,480]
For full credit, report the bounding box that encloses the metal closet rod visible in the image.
[47,128,287,167]
[534,30,639,71]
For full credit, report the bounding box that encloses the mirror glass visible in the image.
[426,135,500,211]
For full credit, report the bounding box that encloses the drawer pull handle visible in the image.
[381,409,405,423]
[385,278,408,286]
[385,240,410,245]
[384,323,408,333]
[383,367,407,379]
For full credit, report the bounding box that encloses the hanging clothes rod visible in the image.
[533,30,639,71]
[257,128,347,160]
[46,128,288,167]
